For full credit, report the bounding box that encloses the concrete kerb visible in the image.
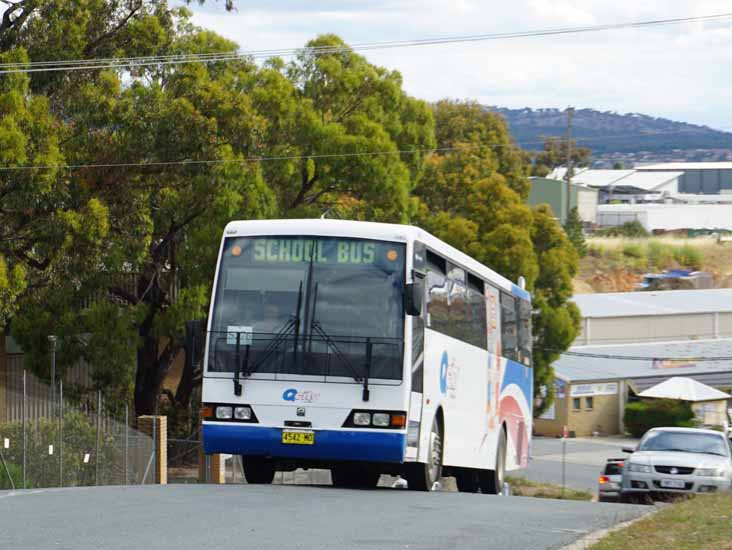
[562,503,661,549]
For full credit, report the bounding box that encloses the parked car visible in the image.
[621,427,732,501]
[598,458,624,502]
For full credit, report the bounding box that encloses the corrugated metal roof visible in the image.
[638,162,732,170]
[607,171,683,191]
[570,170,635,188]
[572,289,732,318]
[554,338,732,384]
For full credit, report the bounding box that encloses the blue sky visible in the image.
[180,1,732,130]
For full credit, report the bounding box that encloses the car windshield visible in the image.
[208,235,405,380]
[639,431,729,457]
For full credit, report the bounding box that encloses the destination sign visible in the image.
[228,237,402,266]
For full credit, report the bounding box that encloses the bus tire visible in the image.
[243,456,276,484]
[455,468,479,493]
[478,428,506,495]
[331,464,380,489]
[406,417,443,491]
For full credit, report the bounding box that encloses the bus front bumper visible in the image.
[202,422,406,463]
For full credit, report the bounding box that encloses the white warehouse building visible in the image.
[596,203,732,232]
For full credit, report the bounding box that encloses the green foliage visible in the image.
[563,207,587,257]
[622,243,644,259]
[530,205,581,416]
[531,137,591,177]
[624,399,696,438]
[673,244,703,270]
[0,411,125,488]
[594,220,649,238]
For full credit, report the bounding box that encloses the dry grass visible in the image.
[591,493,732,550]
[578,236,732,292]
[506,476,593,501]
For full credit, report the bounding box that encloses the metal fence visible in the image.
[0,369,154,490]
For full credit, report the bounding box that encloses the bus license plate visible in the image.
[282,431,315,445]
[660,479,686,489]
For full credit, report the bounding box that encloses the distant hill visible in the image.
[488,106,732,157]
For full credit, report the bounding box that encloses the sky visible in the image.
[180,1,732,130]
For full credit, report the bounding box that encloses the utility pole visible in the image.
[565,106,574,224]
[48,335,57,412]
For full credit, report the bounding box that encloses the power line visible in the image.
[1,13,731,74]
[1,127,727,172]
[0,144,507,172]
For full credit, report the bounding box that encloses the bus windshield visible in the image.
[208,236,405,380]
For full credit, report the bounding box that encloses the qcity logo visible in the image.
[282,388,320,403]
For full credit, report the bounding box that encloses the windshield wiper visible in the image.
[233,280,304,396]
[308,281,367,396]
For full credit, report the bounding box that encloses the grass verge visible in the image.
[506,476,593,501]
[591,493,732,550]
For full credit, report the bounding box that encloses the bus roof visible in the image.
[223,219,530,301]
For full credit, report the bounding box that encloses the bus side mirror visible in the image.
[185,319,205,369]
[621,446,635,454]
[405,281,423,316]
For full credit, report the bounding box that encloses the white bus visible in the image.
[200,219,533,492]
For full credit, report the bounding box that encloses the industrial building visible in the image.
[535,338,732,437]
[527,177,598,224]
[535,289,732,437]
[636,162,732,194]
[597,203,732,232]
[573,289,732,345]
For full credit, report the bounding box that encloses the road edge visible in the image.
[562,504,660,549]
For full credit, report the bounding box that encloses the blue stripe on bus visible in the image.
[202,423,406,463]
[511,283,531,301]
[500,358,533,410]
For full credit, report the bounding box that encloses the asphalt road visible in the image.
[517,437,637,493]
[0,484,647,550]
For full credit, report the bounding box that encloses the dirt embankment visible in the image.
[575,236,732,294]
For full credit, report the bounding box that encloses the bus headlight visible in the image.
[372,413,390,427]
[234,406,252,420]
[215,406,233,419]
[353,412,371,426]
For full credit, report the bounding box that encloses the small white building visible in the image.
[597,203,732,232]
[573,289,732,346]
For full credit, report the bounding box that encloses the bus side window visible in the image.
[447,263,468,342]
[426,251,449,334]
[501,293,518,361]
[467,274,487,349]
[518,299,532,365]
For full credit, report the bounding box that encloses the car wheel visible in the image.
[243,456,276,484]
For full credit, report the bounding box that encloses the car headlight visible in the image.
[234,406,252,420]
[696,467,725,477]
[215,406,233,419]
[353,412,371,426]
[628,462,652,473]
[372,413,390,427]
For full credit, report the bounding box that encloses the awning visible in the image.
[638,376,731,402]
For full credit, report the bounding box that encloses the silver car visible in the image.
[622,427,732,501]
[598,458,625,502]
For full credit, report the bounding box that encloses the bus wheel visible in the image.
[455,468,479,493]
[478,429,506,495]
[243,456,276,484]
[406,418,443,491]
[331,464,380,489]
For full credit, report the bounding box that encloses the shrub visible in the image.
[595,221,649,238]
[0,411,125,488]
[624,399,696,438]
[622,243,644,259]
[673,244,703,270]
[646,241,675,270]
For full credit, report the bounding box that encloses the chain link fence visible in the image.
[0,369,154,490]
